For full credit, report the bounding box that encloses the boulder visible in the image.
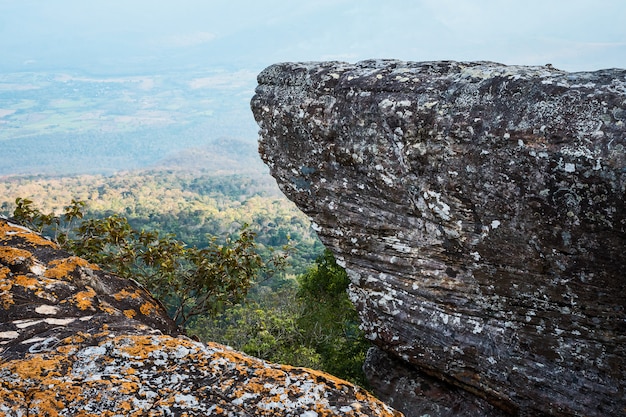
[0,218,401,417]
[251,60,626,416]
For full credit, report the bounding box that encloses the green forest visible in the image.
[0,170,321,270]
[0,169,371,386]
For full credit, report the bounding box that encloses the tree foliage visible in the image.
[10,197,287,327]
[296,249,370,384]
[189,249,371,387]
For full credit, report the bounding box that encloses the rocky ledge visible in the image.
[251,60,626,417]
[0,218,401,417]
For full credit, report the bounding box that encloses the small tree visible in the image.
[297,249,370,385]
[11,198,287,327]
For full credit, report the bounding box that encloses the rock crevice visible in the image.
[252,60,626,417]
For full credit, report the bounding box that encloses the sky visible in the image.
[1,0,625,74]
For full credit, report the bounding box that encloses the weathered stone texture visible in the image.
[363,346,509,417]
[251,60,626,416]
[0,218,401,417]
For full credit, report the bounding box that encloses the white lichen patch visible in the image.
[20,336,48,345]
[564,163,576,173]
[380,174,395,185]
[467,318,484,334]
[423,190,451,221]
[13,319,44,329]
[44,318,76,326]
[382,236,414,253]
[175,393,199,406]
[30,262,47,276]
[35,305,60,315]
[378,99,394,109]
[0,331,19,340]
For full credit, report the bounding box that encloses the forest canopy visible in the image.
[1,170,370,385]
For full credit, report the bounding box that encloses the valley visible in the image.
[0,67,261,175]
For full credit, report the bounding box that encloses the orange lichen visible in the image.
[115,379,139,395]
[123,309,137,319]
[0,268,13,308]
[253,365,290,382]
[70,287,97,310]
[0,247,32,265]
[139,301,158,316]
[98,300,119,315]
[28,382,86,416]
[0,222,57,248]
[14,274,38,289]
[12,355,65,381]
[29,391,65,417]
[113,288,143,301]
[45,257,100,280]
[65,333,88,345]
[117,336,162,358]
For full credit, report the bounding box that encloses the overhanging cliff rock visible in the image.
[251,60,626,417]
[0,218,401,417]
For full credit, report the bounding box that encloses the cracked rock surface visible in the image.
[0,218,401,417]
[251,60,626,417]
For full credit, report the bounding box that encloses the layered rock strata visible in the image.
[251,60,626,417]
[0,218,401,417]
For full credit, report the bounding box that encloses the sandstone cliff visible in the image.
[251,60,626,417]
[0,218,401,416]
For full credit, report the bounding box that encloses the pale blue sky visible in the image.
[0,0,625,72]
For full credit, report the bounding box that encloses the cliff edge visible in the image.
[0,218,401,416]
[251,60,626,417]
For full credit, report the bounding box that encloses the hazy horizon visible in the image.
[1,0,625,74]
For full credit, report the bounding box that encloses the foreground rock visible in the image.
[0,218,401,417]
[252,60,626,416]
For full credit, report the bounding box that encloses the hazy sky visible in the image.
[1,0,625,73]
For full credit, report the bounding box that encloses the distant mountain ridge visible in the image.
[0,129,264,177]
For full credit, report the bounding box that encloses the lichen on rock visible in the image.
[0,218,401,416]
[251,60,626,417]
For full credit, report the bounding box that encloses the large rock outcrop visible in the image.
[251,60,626,417]
[0,218,401,417]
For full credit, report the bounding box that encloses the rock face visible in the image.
[0,218,401,417]
[251,60,626,417]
